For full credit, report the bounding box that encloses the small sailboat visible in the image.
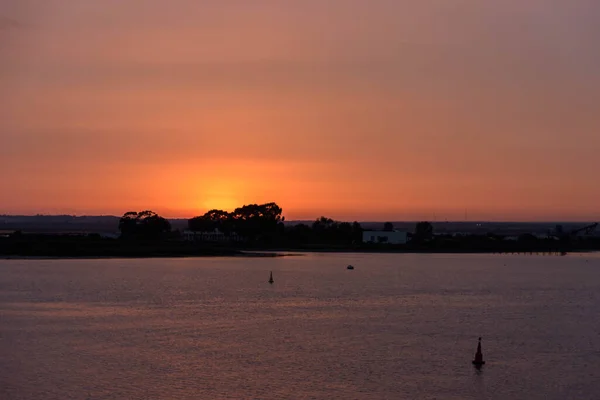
[472,337,485,367]
[268,271,274,284]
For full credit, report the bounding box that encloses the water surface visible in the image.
[2,253,600,399]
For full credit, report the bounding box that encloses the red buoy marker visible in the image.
[472,337,485,367]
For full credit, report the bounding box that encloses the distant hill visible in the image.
[0,215,595,236]
[0,215,188,234]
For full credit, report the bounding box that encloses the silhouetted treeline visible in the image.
[188,203,600,252]
[187,205,365,247]
[2,230,599,257]
[284,217,363,246]
[188,203,284,243]
[1,215,595,238]
[119,210,172,240]
[1,202,598,257]
[185,205,597,252]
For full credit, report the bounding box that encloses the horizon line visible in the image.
[0,213,597,224]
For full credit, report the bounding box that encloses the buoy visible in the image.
[268,271,274,284]
[472,337,485,367]
[347,265,354,270]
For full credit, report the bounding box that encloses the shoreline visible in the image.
[0,251,293,260]
[1,249,596,260]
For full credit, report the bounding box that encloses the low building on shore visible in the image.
[362,230,408,245]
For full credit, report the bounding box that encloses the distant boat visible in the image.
[472,337,485,367]
[268,271,274,284]
[347,265,354,270]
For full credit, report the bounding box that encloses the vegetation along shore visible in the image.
[1,203,598,258]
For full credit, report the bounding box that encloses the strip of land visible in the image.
[1,235,597,259]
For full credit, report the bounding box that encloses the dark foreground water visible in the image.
[1,253,600,399]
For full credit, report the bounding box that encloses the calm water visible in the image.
[1,253,600,399]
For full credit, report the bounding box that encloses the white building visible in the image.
[362,230,408,245]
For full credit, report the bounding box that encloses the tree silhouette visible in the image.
[286,223,312,243]
[351,221,364,243]
[383,222,394,231]
[188,202,284,242]
[119,211,171,240]
[231,202,284,241]
[188,209,232,233]
[312,216,336,231]
[413,221,433,243]
[118,211,138,237]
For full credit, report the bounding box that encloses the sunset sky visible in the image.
[1,0,599,221]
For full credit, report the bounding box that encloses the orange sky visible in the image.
[1,1,599,221]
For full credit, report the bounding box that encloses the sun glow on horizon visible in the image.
[189,175,249,214]
[201,198,240,213]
